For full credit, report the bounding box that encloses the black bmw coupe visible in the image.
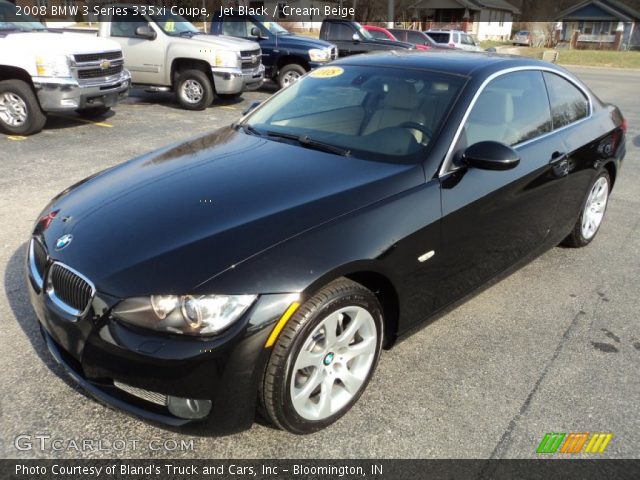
[26,52,626,434]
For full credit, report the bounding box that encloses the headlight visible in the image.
[36,54,71,78]
[308,48,330,63]
[112,294,257,336]
[213,50,240,68]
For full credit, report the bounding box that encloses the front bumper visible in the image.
[25,241,295,433]
[33,70,131,112]
[212,64,265,94]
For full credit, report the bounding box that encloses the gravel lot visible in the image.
[1,68,638,459]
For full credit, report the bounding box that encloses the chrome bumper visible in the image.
[33,70,131,112]
[212,64,265,94]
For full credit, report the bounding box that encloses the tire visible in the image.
[0,79,46,136]
[216,92,243,101]
[562,170,611,248]
[76,106,111,118]
[175,69,214,110]
[277,63,306,89]
[260,278,383,434]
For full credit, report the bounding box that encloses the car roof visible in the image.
[330,50,560,77]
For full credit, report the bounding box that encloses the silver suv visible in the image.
[425,29,483,51]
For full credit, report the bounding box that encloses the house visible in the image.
[556,0,640,50]
[407,0,521,40]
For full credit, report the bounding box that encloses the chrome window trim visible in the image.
[46,261,96,318]
[438,65,593,177]
[28,238,46,289]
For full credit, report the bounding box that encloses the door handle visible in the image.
[549,151,567,165]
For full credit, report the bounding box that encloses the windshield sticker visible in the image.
[310,67,344,79]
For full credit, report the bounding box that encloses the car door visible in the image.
[436,70,567,306]
[109,12,166,85]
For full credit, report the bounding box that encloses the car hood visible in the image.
[2,31,122,55]
[272,34,335,50]
[38,128,423,297]
[188,33,260,51]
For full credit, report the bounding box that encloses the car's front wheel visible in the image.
[0,79,47,135]
[563,170,611,247]
[277,63,306,89]
[175,69,214,110]
[260,278,383,434]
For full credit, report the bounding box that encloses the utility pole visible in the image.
[387,0,394,28]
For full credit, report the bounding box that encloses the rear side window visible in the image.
[543,72,589,129]
[427,32,449,43]
[328,23,354,41]
[461,71,552,147]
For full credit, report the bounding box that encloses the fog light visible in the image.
[167,396,212,419]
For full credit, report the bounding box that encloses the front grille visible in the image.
[240,48,261,57]
[113,381,167,406]
[241,49,262,70]
[74,51,122,63]
[77,64,124,80]
[47,263,94,316]
[30,238,47,284]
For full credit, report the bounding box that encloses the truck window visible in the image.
[223,19,258,38]
[111,13,148,38]
[328,23,355,41]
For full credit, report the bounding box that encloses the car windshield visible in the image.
[354,22,373,40]
[150,13,200,35]
[244,65,464,163]
[257,17,290,35]
[0,4,46,30]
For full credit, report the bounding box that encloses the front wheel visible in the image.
[175,69,214,110]
[0,79,47,136]
[277,63,306,89]
[260,278,383,434]
[562,170,611,247]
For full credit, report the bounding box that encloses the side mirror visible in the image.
[250,26,262,39]
[135,25,156,40]
[462,141,520,171]
[242,101,261,115]
[352,32,360,42]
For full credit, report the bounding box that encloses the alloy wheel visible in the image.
[181,79,204,104]
[290,306,377,421]
[281,71,301,88]
[0,92,28,127]
[581,176,609,240]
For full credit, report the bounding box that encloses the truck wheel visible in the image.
[76,106,111,118]
[175,69,214,110]
[260,278,383,434]
[217,92,243,101]
[0,79,46,136]
[277,64,306,89]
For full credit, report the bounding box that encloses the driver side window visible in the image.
[111,13,148,38]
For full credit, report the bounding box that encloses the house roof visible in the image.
[408,0,520,14]
[556,0,640,21]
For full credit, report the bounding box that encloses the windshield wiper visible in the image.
[234,123,262,137]
[266,131,351,156]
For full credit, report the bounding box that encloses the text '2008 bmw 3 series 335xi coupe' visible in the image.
[25,51,626,434]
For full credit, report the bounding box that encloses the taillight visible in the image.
[449,42,455,47]
[622,118,627,133]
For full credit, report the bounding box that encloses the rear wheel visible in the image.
[563,170,611,247]
[175,69,214,110]
[0,79,46,136]
[260,278,383,434]
[277,63,306,89]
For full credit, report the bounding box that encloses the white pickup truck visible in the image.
[97,7,265,110]
[0,1,130,135]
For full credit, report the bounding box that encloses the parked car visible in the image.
[389,28,443,50]
[211,14,337,89]
[0,1,129,135]
[363,25,398,41]
[320,19,414,57]
[513,30,545,47]
[26,51,625,434]
[97,6,264,109]
[425,29,483,51]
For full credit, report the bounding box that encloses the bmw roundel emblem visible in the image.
[55,234,73,251]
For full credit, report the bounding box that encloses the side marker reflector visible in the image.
[265,302,300,348]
